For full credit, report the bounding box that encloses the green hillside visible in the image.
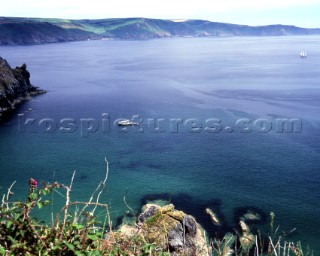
[1,17,320,45]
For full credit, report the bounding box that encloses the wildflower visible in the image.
[29,178,37,188]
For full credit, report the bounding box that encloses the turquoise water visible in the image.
[0,36,320,252]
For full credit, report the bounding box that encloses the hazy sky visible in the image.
[1,0,319,28]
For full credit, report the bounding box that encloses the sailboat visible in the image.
[300,51,307,58]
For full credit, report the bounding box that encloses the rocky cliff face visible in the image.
[0,57,44,114]
[0,21,102,45]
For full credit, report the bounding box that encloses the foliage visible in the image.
[0,179,105,255]
[0,178,174,255]
[0,162,173,255]
[145,211,164,227]
[100,232,170,256]
[211,213,313,256]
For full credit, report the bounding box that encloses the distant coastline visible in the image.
[1,17,320,45]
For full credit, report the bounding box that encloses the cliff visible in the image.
[0,18,102,45]
[0,57,45,115]
[1,17,320,45]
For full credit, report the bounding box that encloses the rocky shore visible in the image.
[117,203,211,256]
[0,57,45,117]
[110,202,269,255]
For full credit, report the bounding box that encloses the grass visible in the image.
[145,211,164,227]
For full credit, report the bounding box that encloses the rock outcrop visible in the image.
[120,203,211,256]
[0,57,45,115]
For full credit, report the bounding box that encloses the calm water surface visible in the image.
[0,36,319,252]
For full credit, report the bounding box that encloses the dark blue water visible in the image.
[1,37,320,252]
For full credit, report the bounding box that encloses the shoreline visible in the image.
[0,56,46,121]
[0,89,46,121]
[1,34,320,47]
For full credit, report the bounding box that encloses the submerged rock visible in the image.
[205,208,221,226]
[242,211,261,221]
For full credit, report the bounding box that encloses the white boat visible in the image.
[117,119,138,126]
[300,51,307,58]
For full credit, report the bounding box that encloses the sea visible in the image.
[0,36,319,253]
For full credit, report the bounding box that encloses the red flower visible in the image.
[29,178,37,188]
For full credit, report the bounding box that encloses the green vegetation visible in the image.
[0,162,176,255]
[145,211,164,226]
[101,19,144,32]
[0,179,105,255]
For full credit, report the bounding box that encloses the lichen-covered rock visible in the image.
[167,210,185,222]
[118,224,138,237]
[136,204,210,256]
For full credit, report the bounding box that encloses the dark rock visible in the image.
[184,215,197,237]
[138,205,159,223]
[168,222,183,251]
[0,20,102,46]
[0,57,45,116]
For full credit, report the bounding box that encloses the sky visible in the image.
[1,0,320,28]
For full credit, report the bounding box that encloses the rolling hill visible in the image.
[1,17,320,45]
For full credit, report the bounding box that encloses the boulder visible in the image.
[137,204,210,256]
[121,203,210,255]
